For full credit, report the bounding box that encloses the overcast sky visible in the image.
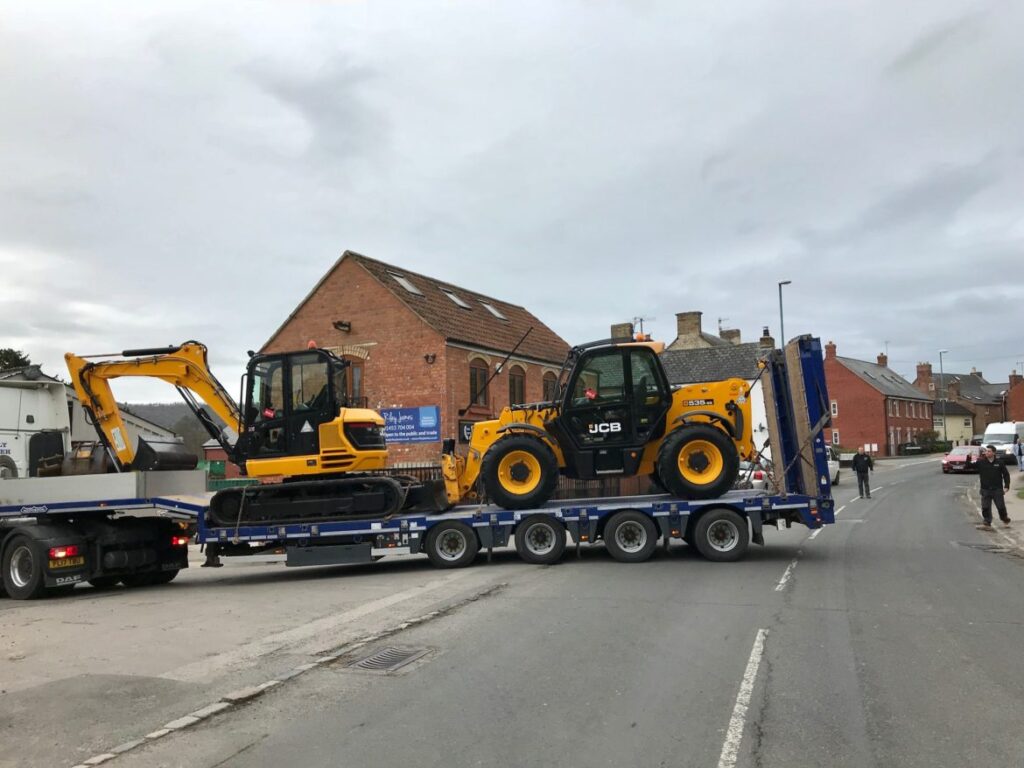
[3,0,1023,402]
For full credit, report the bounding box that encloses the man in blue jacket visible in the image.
[976,445,1011,530]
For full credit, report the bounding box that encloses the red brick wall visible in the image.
[203,446,242,479]
[1009,380,1024,421]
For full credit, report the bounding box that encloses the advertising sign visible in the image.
[381,406,441,444]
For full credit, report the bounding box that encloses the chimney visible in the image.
[948,379,961,399]
[720,329,741,345]
[1010,369,1023,389]
[970,367,984,379]
[610,322,634,340]
[676,311,702,339]
[825,340,837,360]
[759,326,775,350]
[877,353,888,368]
[916,362,932,380]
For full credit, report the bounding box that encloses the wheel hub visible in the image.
[687,451,710,473]
[10,546,33,589]
[509,462,532,483]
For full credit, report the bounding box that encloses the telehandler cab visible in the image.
[441,337,754,509]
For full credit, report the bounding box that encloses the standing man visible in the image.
[1013,435,1022,473]
[852,446,873,499]
[976,444,1011,530]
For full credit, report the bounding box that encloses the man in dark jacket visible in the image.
[976,445,1011,530]
[851,446,873,498]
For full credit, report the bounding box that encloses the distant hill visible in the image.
[121,402,195,431]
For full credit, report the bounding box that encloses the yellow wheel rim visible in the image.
[497,450,543,495]
[677,439,724,485]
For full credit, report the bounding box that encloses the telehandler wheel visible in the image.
[656,424,739,500]
[603,510,659,563]
[2,535,46,600]
[481,435,559,510]
[514,515,567,565]
[425,521,480,568]
[692,508,749,562]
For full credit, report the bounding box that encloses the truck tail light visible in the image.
[49,545,80,559]
[171,536,191,547]
[753,470,764,480]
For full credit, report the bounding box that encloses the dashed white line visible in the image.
[717,628,769,768]
[808,528,822,540]
[835,504,847,517]
[775,559,798,591]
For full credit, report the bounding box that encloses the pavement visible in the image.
[965,462,1024,551]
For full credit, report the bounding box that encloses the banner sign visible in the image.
[381,406,441,444]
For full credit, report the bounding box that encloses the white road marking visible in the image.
[717,628,769,768]
[775,559,798,591]
[835,504,847,517]
[808,528,822,540]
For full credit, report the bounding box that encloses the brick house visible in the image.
[259,251,569,463]
[913,363,1008,433]
[1009,370,1024,421]
[823,343,933,456]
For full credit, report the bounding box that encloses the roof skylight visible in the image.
[442,289,471,309]
[480,301,507,320]
[388,272,423,296]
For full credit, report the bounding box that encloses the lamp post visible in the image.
[778,280,792,345]
[938,349,949,443]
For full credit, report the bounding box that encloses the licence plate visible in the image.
[50,556,85,569]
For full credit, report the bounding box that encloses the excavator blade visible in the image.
[133,437,199,472]
[401,478,452,513]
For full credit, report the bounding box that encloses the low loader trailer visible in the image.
[1,336,835,600]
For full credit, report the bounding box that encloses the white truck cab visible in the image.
[981,421,1024,466]
[0,379,71,478]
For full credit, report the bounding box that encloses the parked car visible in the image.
[827,447,840,485]
[942,446,981,473]
[735,459,773,491]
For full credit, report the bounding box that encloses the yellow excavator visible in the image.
[65,341,444,524]
[440,336,754,509]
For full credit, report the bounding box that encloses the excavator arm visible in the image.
[65,342,242,471]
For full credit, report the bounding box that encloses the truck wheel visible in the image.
[603,510,658,563]
[692,508,749,562]
[88,576,121,589]
[425,521,479,568]
[481,435,559,510]
[148,569,179,585]
[656,424,739,500]
[514,515,566,565]
[2,535,46,600]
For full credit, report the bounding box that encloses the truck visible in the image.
[0,377,71,479]
[1,336,835,600]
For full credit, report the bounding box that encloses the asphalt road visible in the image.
[6,458,1024,767]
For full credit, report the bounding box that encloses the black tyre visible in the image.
[833,471,840,486]
[603,511,658,563]
[514,515,567,565]
[692,508,749,562]
[425,521,480,568]
[148,569,179,585]
[481,435,559,510]
[88,575,121,589]
[656,424,739,500]
[2,535,46,600]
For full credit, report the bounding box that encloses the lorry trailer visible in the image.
[1,336,835,599]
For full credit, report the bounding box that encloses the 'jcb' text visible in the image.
[589,423,622,434]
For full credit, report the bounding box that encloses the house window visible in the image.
[509,365,526,406]
[895,401,900,417]
[388,271,423,296]
[480,301,507,320]
[933,417,943,427]
[470,360,489,406]
[928,382,935,391]
[542,371,558,402]
[963,418,972,427]
[831,400,838,417]
[832,430,840,445]
[442,289,471,309]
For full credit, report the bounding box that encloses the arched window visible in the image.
[509,365,526,406]
[542,371,558,402]
[470,359,489,406]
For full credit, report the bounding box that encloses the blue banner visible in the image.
[381,406,441,444]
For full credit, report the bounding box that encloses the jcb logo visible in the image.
[589,422,622,434]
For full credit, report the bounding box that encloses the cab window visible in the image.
[290,353,331,413]
[572,351,625,406]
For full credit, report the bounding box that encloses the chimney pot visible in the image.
[825,341,837,360]
[877,353,888,368]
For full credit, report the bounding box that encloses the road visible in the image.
[4,458,1024,767]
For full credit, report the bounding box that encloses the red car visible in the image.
[942,446,981,473]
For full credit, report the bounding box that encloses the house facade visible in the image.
[823,343,933,456]
[913,363,1008,433]
[261,251,570,463]
[931,400,975,446]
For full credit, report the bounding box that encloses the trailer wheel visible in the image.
[2,535,46,600]
[481,435,559,510]
[514,515,567,565]
[88,576,121,589]
[692,508,749,562]
[656,424,739,500]
[425,521,479,568]
[148,569,179,585]
[603,511,658,563]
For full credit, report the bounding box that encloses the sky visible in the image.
[3,0,1023,402]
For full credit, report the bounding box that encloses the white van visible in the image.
[981,422,1024,466]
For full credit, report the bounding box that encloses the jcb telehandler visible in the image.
[65,342,445,525]
[441,337,754,509]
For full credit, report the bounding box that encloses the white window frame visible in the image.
[832,430,840,445]
[831,400,838,417]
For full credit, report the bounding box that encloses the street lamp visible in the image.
[938,349,949,443]
[778,280,792,345]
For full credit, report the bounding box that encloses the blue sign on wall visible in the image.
[381,406,441,444]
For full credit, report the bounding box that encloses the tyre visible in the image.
[481,435,559,510]
[603,510,658,563]
[692,508,749,562]
[656,424,739,500]
[425,521,480,568]
[514,515,567,565]
[833,471,840,486]
[2,535,46,600]
[88,575,121,589]
[148,569,179,585]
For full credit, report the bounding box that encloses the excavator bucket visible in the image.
[398,477,452,513]
[133,437,199,472]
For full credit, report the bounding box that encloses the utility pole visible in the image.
[938,349,949,443]
[778,280,792,345]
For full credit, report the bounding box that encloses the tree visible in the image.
[0,349,30,372]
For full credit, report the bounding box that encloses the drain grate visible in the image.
[347,646,430,672]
